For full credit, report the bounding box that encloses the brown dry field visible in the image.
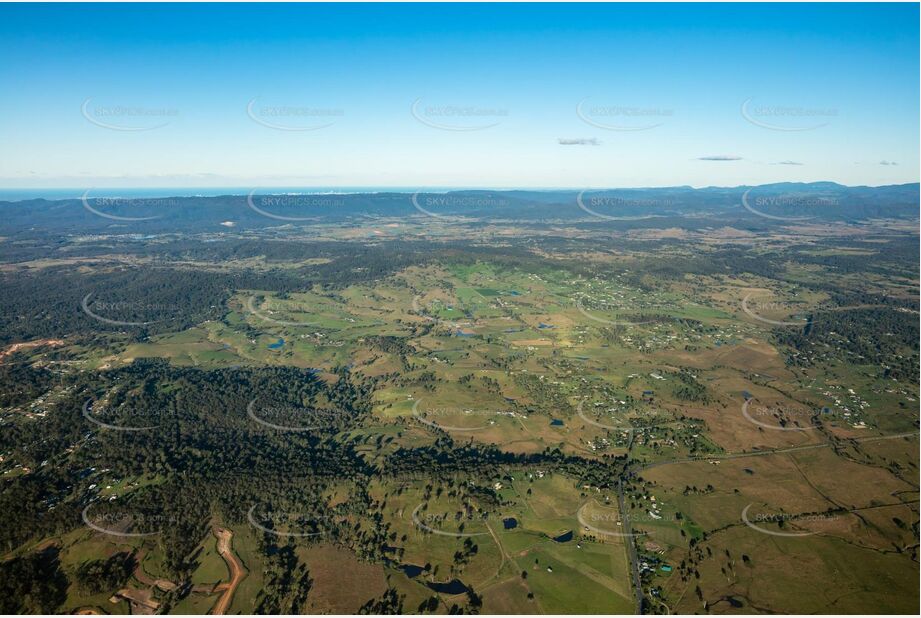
[671,399,820,454]
[785,447,916,509]
[299,544,388,613]
[644,455,838,530]
[665,523,919,614]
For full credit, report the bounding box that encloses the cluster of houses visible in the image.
[806,382,873,429]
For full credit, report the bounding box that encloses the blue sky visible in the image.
[0,2,917,190]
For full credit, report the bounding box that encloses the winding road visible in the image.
[210,526,246,615]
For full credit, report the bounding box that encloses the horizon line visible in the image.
[1,179,918,203]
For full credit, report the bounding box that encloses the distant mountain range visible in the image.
[0,182,916,234]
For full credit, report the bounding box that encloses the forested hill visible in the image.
[0,182,917,234]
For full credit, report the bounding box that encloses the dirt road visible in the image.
[210,526,246,615]
[0,338,64,362]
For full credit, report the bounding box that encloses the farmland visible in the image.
[0,209,917,614]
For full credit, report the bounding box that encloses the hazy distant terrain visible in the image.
[0,183,917,236]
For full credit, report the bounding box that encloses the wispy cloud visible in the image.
[879,160,898,166]
[775,160,804,166]
[559,138,601,146]
[697,155,742,161]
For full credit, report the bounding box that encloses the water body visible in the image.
[503,517,518,530]
[552,530,573,543]
[267,338,285,350]
[0,186,466,202]
[427,579,469,595]
[550,419,564,426]
[400,564,425,578]
[719,596,744,608]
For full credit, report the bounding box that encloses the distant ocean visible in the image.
[0,187,515,202]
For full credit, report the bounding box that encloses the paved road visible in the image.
[617,481,644,615]
[636,431,919,474]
